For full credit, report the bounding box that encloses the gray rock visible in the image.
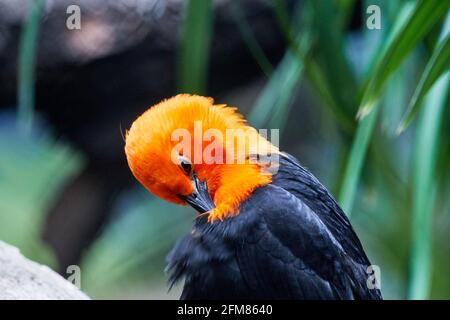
[0,241,89,300]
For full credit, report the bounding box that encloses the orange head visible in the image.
[124,94,279,221]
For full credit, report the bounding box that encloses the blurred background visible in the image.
[0,0,448,299]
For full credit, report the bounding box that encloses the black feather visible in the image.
[166,153,382,300]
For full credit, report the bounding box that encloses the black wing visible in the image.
[272,153,372,266]
[236,184,382,299]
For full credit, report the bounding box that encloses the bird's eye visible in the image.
[178,156,192,175]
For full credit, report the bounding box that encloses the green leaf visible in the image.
[177,0,213,94]
[246,1,307,130]
[271,0,355,134]
[309,0,358,115]
[305,59,356,134]
[338,106,379,215]
[407,74,449,300]
[335,0,356,29]
[407,29,450,301]
[398,17,450,132]
[357,0,449,119]
[337,1,415,217]
[247,49,304,131]
[231,2,273,77]
[17,0,44,132]
[271,0,297,51]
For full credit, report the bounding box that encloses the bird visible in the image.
[124,94,382,300]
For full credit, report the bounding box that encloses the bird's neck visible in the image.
[198,163,272,222]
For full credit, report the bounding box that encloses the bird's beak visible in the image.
[178,174,215,213]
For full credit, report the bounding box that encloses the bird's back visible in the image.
[167,153,382,300]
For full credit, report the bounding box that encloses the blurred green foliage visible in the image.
[0,124,84,266]
[81,190,191,298]
[17,0,44,132]
[1,0,449,300]
[178,0,213,94]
